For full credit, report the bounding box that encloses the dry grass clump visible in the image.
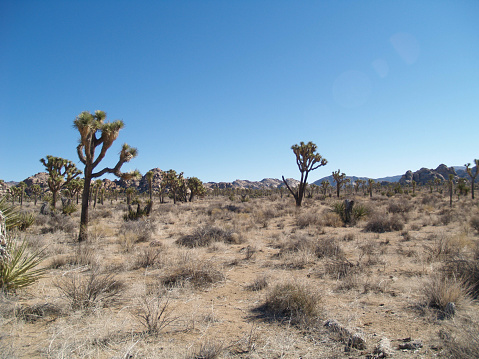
[439,323,479,359]
[279,235,344,261]
[422,273,470,317]
[470,215,479,233]
[186,340,224,359]
[160,260,224,289]
[387,198,413,214]
[296,210,320,229]
[364,214,404,233]
[132,294,178,336]
[54,271,125,310]
[256,281,321,326]
[15,302,63,322]
[118,219,156,244]
[40,213,76,234]
[320,211,343,227]
[133,247,164,269]
[245,274,269,291]
[176,225,243,247]
[443,258,479,299]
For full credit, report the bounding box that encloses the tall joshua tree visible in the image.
[367,179,375,198]
[40,155,82,209]
[465,159,479,200]
[74,110,138,242]
[187,177,206,202]
[332,170,349,198]
[282,141,327,207]
[146,170,154,201]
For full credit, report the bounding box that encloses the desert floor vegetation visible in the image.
[1,191,479,358]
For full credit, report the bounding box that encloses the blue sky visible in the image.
[1,1,478,183]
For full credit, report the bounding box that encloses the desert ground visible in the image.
[1,189,479,358]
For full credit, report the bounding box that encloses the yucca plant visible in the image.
[0,237,47,292]
[0,196,22,231]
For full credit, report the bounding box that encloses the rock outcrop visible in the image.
[399,164,457,185]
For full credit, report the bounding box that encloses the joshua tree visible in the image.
[74,110,138,242]
[125,187,137,206]
[465,159,479,199]
[367,179,375,198]
[332,170,349,198]
[187,177,206,202]
[146,170,154,201]
[31,184,42,206]
[65,178,84,204]
[282,141,327,207]
[411,180,416,195]
[17,182,27,206]
[448,174,454,207]
[320,180,330,196]
[162,170,183,204]
[40,155,82,209]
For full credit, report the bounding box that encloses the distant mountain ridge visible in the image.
[2,163,475,193]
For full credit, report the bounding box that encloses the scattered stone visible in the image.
[324,319,367,350]
[374,337,393,357]
[349,332,367,350]
[399,339,423,350]
[444,302,456,319]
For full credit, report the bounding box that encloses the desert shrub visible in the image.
[176,225,242,248]
[161,260,224,289]
[54,271,124,310]
[119,219,156,243]
[40,213,76,234]
[66,245,97,268]
[364,214,404,233]
[186,341,224,359]
[279,235,343,260]
[422,273,469,316]
[133,247,163,269]
[324,259,357,280]
[331,201,369,225]
[15,302,62,322]
[61,203,77,216]
[258,282,321,326]
[443,259,479,299]
[387,199,412,214]
[296,210,320,229]
[124,200,153,221]
[246,275,269,291]
[320,212,343,227]
[440,325,479,359]
[470,215,479,233]
[132,294,178,335]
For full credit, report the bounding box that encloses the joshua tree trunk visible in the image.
[79,171,92,241]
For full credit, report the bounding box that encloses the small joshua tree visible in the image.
[146,170,154,201]
[162,170,184,204]
[367,179,375,198]
[40,155,82,209]
[187,177,206,202]
[320,180,330,196]
[74,110,138,242]
[65,178,84,204]
[31,184,42,206]
[282,141,327,207]
[332,170,349,198]
[448,174,454,207]
[465,159,479,200]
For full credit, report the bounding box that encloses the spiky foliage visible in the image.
[465,159,479,199]
[320,180,330,196]
[1,207,46,293]
[74,110,139,241]
[332,170,349,198]
[40,155,82,209]
[187,177,206,202]
[282,141,327,207]
[0,237,46,292]
[0,196,23,231]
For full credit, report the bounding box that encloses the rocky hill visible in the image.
[204,178,300,190]
[398,164,472,185]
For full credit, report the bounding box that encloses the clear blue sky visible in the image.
[1,1,478,183]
